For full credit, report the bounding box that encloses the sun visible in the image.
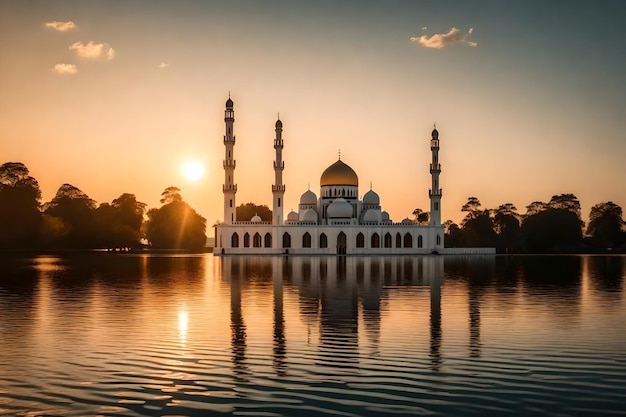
[182,160,204,181]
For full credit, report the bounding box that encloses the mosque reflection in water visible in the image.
[222,256,448,372]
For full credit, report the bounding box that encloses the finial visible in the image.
[370,181,372,190]
[434,121,436,129]
[277,112,280,120]
[338,149,341,160]
[307,183,310,191]
[228,91,231,99]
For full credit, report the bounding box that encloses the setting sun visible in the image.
[182,160,204,181]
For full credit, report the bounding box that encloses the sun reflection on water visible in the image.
[178,310,188,347]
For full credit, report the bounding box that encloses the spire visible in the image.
[370,181,373,190]
[338,149,341,160]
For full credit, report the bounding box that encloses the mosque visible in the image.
[214,96,445,255]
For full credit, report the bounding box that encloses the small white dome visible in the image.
[401,217,413,225]
[381,211,390,221]
[363,189,380,205]
[251,214,262,223]
[300,190,317,206]
[300,208,318,223]
[363,209,380,223]
[287,210,298,223]
[327,198,352,218]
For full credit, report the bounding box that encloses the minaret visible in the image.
[429,125,442,225]
[272,116,285,225]
[223,96,237,224]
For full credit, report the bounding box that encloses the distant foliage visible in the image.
[236,203,272,222]
[587,202,625,249]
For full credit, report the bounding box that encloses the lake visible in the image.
[0,254,625,416]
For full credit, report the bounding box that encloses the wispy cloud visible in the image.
[51,63,77,74]
[69,41,115,60]
[45,21,77,32]
[410,27,477,49]
[158,62,169,69]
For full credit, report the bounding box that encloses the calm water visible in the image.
[0,254,625,417]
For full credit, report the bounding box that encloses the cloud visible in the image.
[51,63,77,74]
[410,27,477,49]
[69,41,115,59]
[158,62,169,69]
[45,21,77,31]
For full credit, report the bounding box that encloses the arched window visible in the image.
[384,233,392,248]
[337,231,347,254]
[356,232,365,248]
[264,233,272,248]
[418,235,423,248]
[404,233,413,248]
[302,232,311,248]
[282,232,291,248]
[396,233,402,248]
[244,232,250,248]
[371,233,380,248]
[231,233,239,248]
[436,234,441,245]
[253,232,262,248]
[342,188,345,196]
[319,233,327,248]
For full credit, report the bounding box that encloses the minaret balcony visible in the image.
[272,185,286,192]
[430,163,441,172]
[223,160,236,169]
[274,139,283,148]
[273,161,284,170]
[429,188,443,197]
[430,139,439,149]
[223,184,238,193]
[223,135,236,144]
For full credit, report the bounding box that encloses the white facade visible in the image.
[214,97,445,255]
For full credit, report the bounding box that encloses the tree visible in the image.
[236,203,272,222]
[412,208,430,225]
[587,202,624,249]
[96,193,146,249]
[494,203,521,252]
[44,184,98,248]
[461,196,482,227]
[146,187,206,250]
[0,162,43,248]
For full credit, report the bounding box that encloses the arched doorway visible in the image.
[337,231,347,255]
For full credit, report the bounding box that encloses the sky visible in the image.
[1,0,625,226]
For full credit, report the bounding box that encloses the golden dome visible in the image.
[320,159,358,187]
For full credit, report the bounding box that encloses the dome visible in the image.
[320,159,358,187]
[300,208,318,223]
[362,209,380,223]
[251,214,262,223]
[401,217,413,225]
[226,97,233,108]
[287,210,298,223]
[327,198,353,218]
[431,128,439,139]
[381,211,390,221]
[275,119,283,129]
[363,189,380,205]
[300,190,317,206]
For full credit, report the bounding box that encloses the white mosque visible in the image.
[214,96,445,255]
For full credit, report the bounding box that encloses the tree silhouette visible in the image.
[412,208,430,225]
[494,203,521,252]
[44,184,98,248]
[521,194,583,253]
[96,193,146,249]
[587,202,624,249]
[236,203,272,222]
[146,187,206,250]
[0,162,43,248]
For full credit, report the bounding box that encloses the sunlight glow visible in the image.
[182,161,204,181]
[178,310,188,346]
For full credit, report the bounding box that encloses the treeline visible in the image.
[0,162,206,251]
[438,195,625,253]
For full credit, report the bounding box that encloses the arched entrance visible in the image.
[336,231,347,255]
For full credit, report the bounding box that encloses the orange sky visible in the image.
[1,1,624,225]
